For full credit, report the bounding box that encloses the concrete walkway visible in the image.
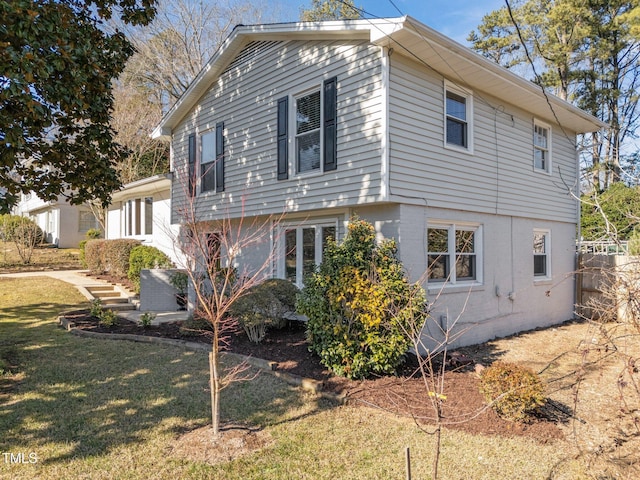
[0,270,189,325]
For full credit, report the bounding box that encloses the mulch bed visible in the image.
[62,310,565,443]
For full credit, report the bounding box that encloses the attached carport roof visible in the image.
[152,16,606,140]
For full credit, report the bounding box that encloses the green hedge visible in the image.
[84,239,140,278]
[127,245,174,292]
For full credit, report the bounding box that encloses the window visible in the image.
[280,222,336,288]
[296,90,321,173]
[533,120,551,172]
[200,130,217,192]
[444,82,473,152]
[199,122,225,194]
[123,197,153,236]
[277,77,337,179]
[78,211,98,233]
[533,229,550,278]
[205,232,222,271]
[427,223,481,284]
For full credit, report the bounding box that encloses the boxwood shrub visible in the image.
[127,245,174,292]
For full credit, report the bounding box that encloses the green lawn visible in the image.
[0,277,589,479]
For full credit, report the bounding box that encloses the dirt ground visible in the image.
[65,312,640,474]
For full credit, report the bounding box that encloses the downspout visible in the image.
[380,45,391,202]
[574,143,581,319]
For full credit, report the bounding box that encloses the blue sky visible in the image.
[280,0,507,44]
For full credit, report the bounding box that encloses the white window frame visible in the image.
[427,222,483,285]
[533,228,551,280]
[443,81,474,154]
[292,85,323,176]
[277,219,337,288]
[200,128,217,193]
[122,197,153,237]
[533,119,552,174]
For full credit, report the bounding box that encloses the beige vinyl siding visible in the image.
[387,54,579,224]
[171,39,384,223]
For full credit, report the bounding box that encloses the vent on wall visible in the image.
[222,41,279,75]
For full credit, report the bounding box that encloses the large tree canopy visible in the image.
[468,0,640,191]
[0,0,157,213]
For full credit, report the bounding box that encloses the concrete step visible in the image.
[98,297,130,304]
[103,303,137,312]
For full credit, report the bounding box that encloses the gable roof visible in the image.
[152,16,606,140]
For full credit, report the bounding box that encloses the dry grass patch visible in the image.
[0,241,82,273]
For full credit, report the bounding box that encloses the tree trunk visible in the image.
[209,350,220,436]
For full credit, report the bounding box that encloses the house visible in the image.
[12,193,100,248]
[105,173,182,266]
[152,17,606,349]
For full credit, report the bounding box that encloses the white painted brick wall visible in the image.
[140,269,183,311]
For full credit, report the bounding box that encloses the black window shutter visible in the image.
[323,76,337,172]
[215,122,225,192]
[277,96,288,180]
[188,134,196,197]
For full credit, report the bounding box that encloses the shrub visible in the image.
[231,278,299,342]
[479,361,546,422]
[0,214,44,263]
[84,239,107,273]
[99,309,118,327]
[89,298,117,328]
[103,239,140,278]
[79,229,103,267]
[84,239,140,278]
[139,312,156,328]
[127,245,174,292]
[89,298,103,317]
[297,217,428,379]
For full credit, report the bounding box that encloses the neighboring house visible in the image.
[12,193,100,248]
[152,17,606,349]
[105,174,182,266]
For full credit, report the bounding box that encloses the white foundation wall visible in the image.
[202,204,577,350]
[355,204,577,350]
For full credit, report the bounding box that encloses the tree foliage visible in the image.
[468,0,640,190]
[300,0,360,21]
[0,0,157,213]
[297,217,427,379]
[116,0,269,105]
[581,182,640,241]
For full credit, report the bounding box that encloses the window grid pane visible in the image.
[144,197,153,235]
[302,227,316,281]
[285,229,297,283]
[296,90,321,173]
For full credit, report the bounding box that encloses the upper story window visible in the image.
[533,120,551,173]
[427,222,481,284]
[200,129,217,193]
[444,82,473,153]
[277,77,337,180]
[192,122,225,195]
[533,229,551,279]
[295,90,321,173]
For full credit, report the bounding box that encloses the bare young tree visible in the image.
[173,170,283,436]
